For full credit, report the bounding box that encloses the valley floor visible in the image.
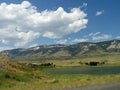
[0,54,120,90]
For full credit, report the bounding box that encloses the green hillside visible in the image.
[0,54,47,89]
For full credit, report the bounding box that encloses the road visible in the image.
[50,82,120,90]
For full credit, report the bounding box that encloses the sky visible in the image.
[0,0,120,51]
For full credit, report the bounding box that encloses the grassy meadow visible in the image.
[19,54,120,66]
[0,54,120,90]
[2,74,120,90]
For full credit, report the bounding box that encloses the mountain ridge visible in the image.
[1,39,120,61]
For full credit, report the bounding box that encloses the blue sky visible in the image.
[0,0,120,50]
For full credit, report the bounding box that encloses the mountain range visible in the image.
[1,40,120,61]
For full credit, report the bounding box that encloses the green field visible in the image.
[18,54,120,66]
[0,54,120,90]
[0,74,120,90]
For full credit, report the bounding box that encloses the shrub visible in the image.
[89,61,99,66]
[84,61,106,66]
[5,74,10,78]
[40,63,55,67]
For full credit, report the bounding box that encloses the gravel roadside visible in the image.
[50,82,120,90]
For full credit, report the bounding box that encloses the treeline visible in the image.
[25,62,55,68]
[79,61,107,66]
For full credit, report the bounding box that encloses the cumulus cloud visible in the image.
[81,3,87,8]
[89,32,111,41]
[89,32,101,36]
[56,39,68,44]
[116,36,120,39]
[0,1,88,47]
[96,10,104,16]
[29,44,39,48]
[72,38,88,43]
[92,34,111,41]
[0,46,13,51]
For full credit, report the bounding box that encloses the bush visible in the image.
[84,61,100,66]
[40,63,55,67]
[89,62,99,66]
[5,74,10,78]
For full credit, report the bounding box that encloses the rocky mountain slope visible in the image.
[1,40,120,61]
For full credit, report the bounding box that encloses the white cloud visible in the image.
[0,30,40,47]
[56,38,89,44]
[0,46,13,51]
[96,10,104,16]
[56,39,68,44]
[89,32,101,36]
[116,36,120,39]
[90,32,111,41]
[92,34,111,41]
[0,1,88,47]
[72,38,88,43]
[81,3,87,8]
[29,44,39,48]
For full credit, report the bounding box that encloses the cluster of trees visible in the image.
[40,63,55,67]
[26,62,55,68]
[79,61,106,66]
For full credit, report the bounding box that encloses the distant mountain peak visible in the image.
[1,40,120,61]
